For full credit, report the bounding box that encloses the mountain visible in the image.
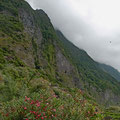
[0,0,120,119]
[56,30,120,104]
[99,63,120,82]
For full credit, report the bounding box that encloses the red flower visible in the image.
[36,102,40,107]
[24,107,27,110]
[33,111,36,114]
[88,111,90,114]
[25,96,30,101]
[53,109,56,112]
[30,100,34,105]
[41,117,44,119]
[5,113,9,117]
[38,114,41,117]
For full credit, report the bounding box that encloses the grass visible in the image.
[104,106,120,120]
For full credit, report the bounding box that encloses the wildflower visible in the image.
[5,113,9,117]
[25,96,30,101]
[24,107,27,110]
[53,109,56,112]
[30,100,34,104]
[94,112,98,114]
[41,117,44,119]
[38,114,41,117]
[33,111,36,114]
[27,98,30,100]
[88,111,90,114]
[36,102,40,107]
[53,95,57,98]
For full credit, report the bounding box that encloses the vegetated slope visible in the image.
[0,0,119,119]
[56,30,120,105]
[0,0,104,119]
[99,63,120,82]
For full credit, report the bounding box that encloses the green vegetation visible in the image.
[0,0,120,119]
[0,76,104,120]
[104,106,120,119]
[0,0,18,16]
[99,63,120,82]
[35,9,57,40]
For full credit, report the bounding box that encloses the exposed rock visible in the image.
[56,46,74,75]
[55,45,83,88]
[19,8,35,34]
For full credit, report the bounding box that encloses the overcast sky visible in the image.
[27,0,120,71]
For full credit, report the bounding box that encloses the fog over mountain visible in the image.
[26,0,120,71]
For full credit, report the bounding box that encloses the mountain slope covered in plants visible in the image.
[56,30,120,104]
[0,0,120,119]
[99,63,120,82]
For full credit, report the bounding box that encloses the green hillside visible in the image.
[0,0,120,119]
[56,30,120,104]
[99,63,120,82]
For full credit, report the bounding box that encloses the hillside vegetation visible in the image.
[56,31,120,104]
[0,0,120,119]
[99,63,120,82]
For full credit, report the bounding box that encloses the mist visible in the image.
[26,0,120,71]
